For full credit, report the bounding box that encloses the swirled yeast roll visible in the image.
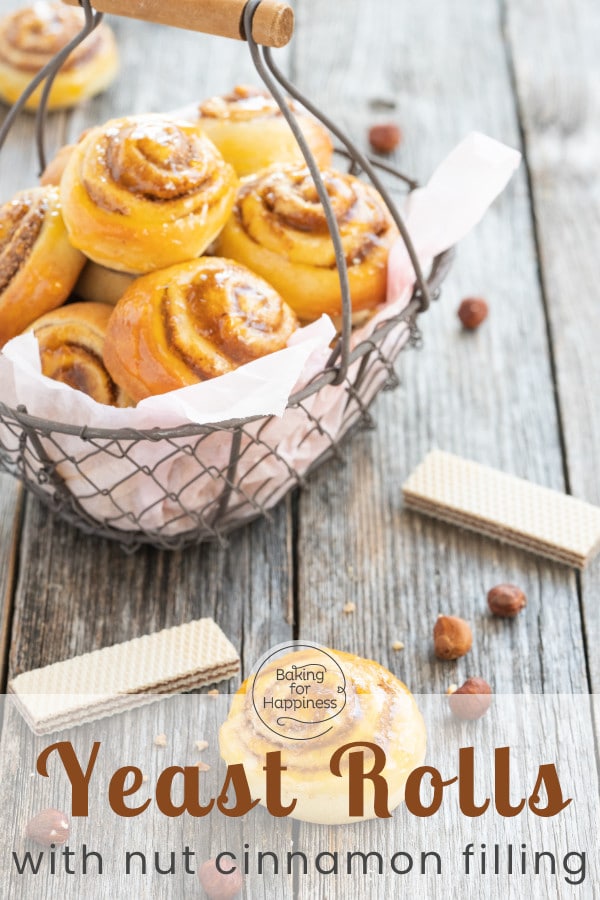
[0,2,118,111]
[219,646,426,824]
[216,164,400,321]
[28,302,130,407]
[0,186,85,347]
[196,84,333,176]
[60,115,238,274]
[103,257,298,402]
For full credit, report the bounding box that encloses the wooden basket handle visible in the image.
[62,0,294,48]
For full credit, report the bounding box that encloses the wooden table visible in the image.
[0,1,599,896]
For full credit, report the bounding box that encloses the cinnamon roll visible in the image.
[219,646,426,824]
[196,84,333,176]
[103,257,298,402]
[0,186,85,347]
[216,164,400,321]
[0,2,118,111]
[74,262,136,306]
[28,302,130,407]
[60,114,238,274]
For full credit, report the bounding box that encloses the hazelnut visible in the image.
[487,583,527,618]
[448,678,492,720]
[25,809,69,846]
[433,615,472,660]
[368,123,402,154]
[458,297,488,329]
[199,858,243,899]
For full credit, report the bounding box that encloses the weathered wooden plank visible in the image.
[0,12,295,898]
[293,0,588,691]
[292,0,592,894]
[504,0,600,692]
[0,477,22,688]
[2,12,295,672]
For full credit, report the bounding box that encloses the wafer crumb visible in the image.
[446,683,458,695]
[391,640,405,651]
[195,740,209,752]
[142,774,149,783]
[207,689,219,698]
[343,602,356,614]
[154,733,167,748]
[195,761,211,772]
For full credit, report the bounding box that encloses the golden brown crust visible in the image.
[28,302,131,407]
[216,164,399,320]
[0,2,119,111]
[60,115,238,274]
[103,257,298,402]
[196,84,333,176]
[0,186,85,347]
[219,647,426,824]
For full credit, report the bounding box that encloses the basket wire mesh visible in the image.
[0,0,454,551]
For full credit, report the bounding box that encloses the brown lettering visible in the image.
[264,752,296,816]
[108,767,151,817]
[155,767,215,818]
[404,766,457,817]
[495,747,526,816]
[458,747,490,816]
[329,741,390,818]
[217,763,260,817]
[528,764,572,817]
[36,742,100,816]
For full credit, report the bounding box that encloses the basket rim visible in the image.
[0,247,454,441]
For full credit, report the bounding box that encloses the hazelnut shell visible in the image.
[433,615,473,660]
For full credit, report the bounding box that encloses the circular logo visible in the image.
[251,642,347,741]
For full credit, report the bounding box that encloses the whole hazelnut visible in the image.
[198,858,243,899]
[448,677,492,720]
[368,123,402,154]
[433,615,472,660]
[487,583,527,618]
[25,809,69,846]
[458,297,488,329]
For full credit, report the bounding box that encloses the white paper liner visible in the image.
[0,133,520,536]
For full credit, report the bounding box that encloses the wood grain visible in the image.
[0,0,598,895]
[289,0,597,894]
[293,0,588,692]
[0,14,295,898]
[504,0,600,691]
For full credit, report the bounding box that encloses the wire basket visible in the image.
[0,0,454,552]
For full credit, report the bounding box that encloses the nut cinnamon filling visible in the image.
[0,196,45,294]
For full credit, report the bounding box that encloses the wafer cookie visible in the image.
[9,618,239,735]
[403,450,600,568]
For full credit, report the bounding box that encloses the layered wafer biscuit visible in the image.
[403,450,600,568]
[9,618,239,735]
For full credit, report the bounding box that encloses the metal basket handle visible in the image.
[61,0,294,47]
[0,0,432,388]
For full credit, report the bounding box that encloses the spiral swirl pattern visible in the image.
[103,257,298,402]
[217,164,399,320]
[0,190,46,295]
[60,115,238,274]
[0,3,102,73]
[0,2,118,111]
[219,647,426,824]
[196,85,333,177]
[199,84,287,122]
[32,303,130,407]
[0,186,85,347]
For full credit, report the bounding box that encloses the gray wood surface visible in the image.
[293,0,587,693]
[504,0,600,693]
[0,0,598,897]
